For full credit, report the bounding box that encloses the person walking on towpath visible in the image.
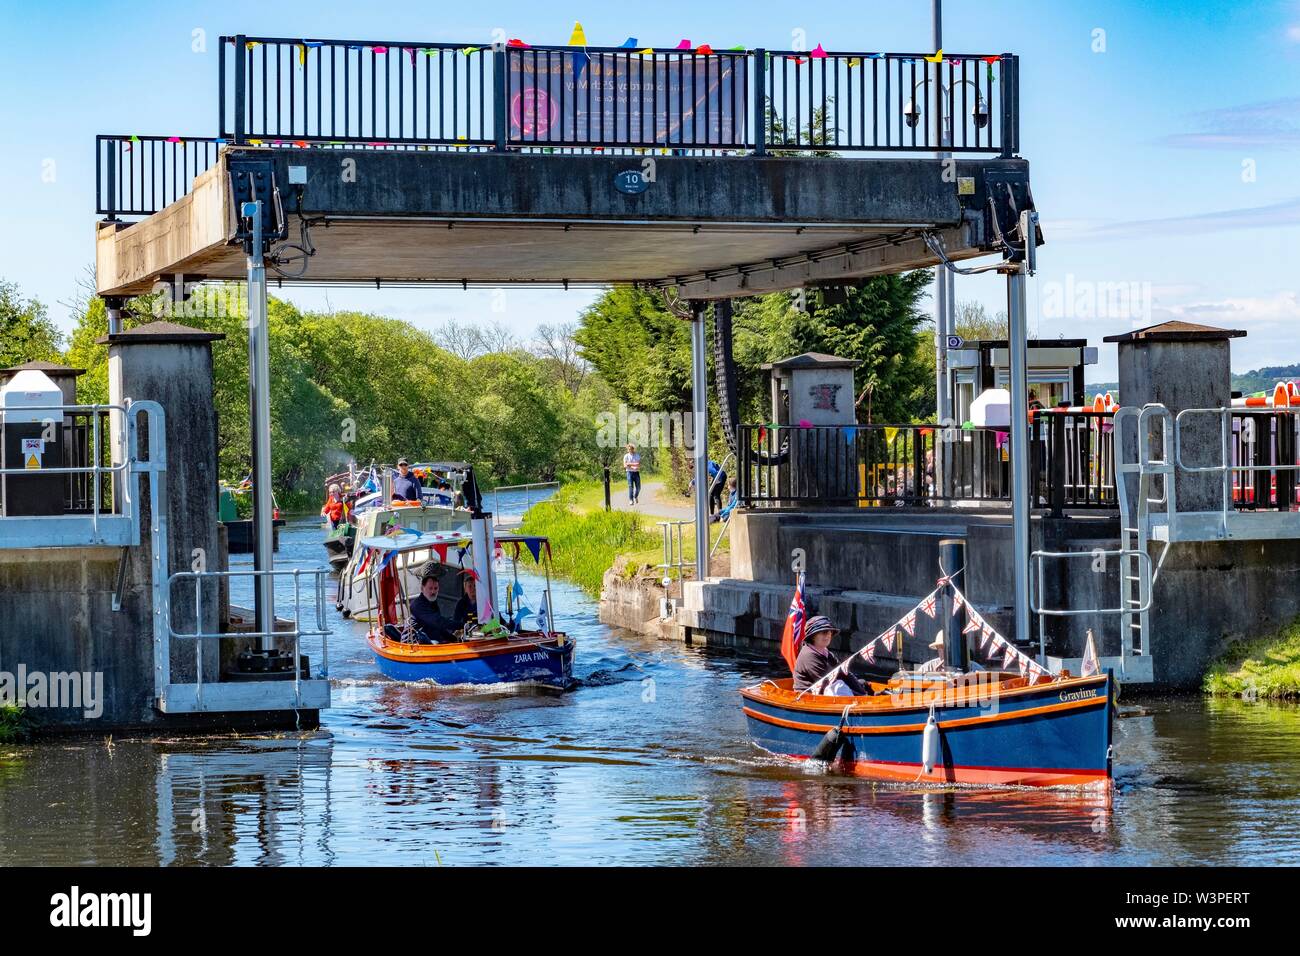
[623,443,642,505]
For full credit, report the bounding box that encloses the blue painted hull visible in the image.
[742,672,1113,788]
[370,635,575,688]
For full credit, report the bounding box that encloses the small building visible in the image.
[947,339,1098,423]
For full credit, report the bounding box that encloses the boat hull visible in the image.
[368,631,575,688]
[742,672,1113,789]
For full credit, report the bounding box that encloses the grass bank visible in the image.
[518,491,659,595]
[1204,621,1300,699]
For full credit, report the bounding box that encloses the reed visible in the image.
[1204,621,1300,700]
[518,491,658,595]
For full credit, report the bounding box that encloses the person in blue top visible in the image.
[391,458,423,503]
[689,458,729,515]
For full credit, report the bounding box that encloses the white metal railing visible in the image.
[1029,547,1153,659]
[167,568,332,711]
[657,519,691,584]
[490,481,560,519]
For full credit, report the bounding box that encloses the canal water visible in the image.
[2,510,1299,866]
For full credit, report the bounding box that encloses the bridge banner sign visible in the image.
[506,51,749,148]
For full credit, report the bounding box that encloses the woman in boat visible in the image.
[407,566,458,644]
[793,616,869,695]
[453,573,478,629]
[321,483,345,528]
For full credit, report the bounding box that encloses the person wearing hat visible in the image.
[453,572,478,629]
[407,562,457,644]
[917,632,948,673]
[793,615,869,695]
[391,458,423,503]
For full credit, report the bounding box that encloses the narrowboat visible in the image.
[358,513,574,689]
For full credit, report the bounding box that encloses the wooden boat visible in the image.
[741,669,1113,788]
[359,519,574,689]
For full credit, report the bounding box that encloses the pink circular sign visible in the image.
[511,88,559,137]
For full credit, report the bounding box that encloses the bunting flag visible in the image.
[881,630,894,652]
[757,426,767,443]
[431,543,449,562]
[568,22,587,45]
[569,22,590,76]
[620,37,638,48]
[919,591,937,618]
[867,52,885,59]
[797,419,813,428]
[963,619,982,635]
[675,39,692,50]
[885,426,899,446]
[297,43,307,65]
[900,611,916,636]
[842,425,857,444]
[1017,656,1029,677]
[925,49,943,63]
[696,44,714,54]
[952,590,965,613]
[507,39,529,48]
[1003,643,1017,669]
[982,55,999,64]
[865,644,876,664]
[847,57,861,67]
[810,43,827,58]
[372,45,388,53]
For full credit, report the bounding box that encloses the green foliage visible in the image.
[1204,621,1300,700]
[518,490,658,594]
[0,280,63,368]
[573,287,694,413]
[0,702,29,743]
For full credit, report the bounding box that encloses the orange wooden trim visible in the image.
[742,693,1105,736]
[740,672,1108,716]
[368,631,567,664]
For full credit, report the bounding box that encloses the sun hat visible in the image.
[804,615,839,639]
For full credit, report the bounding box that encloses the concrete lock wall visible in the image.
[0,327,222,731]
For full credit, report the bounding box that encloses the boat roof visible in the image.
[357,530,552,552]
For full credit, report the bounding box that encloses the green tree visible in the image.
[0,280,64,368]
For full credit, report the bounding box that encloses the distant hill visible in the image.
[1086,364,1300,404]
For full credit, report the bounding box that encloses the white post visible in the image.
[690,301,710,582]
[1007,210,1038,653]
[470,514,498,623]
[243,200,275,642]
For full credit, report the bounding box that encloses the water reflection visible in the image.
[1,517,1299,865]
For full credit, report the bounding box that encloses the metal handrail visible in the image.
[168,568,332,712]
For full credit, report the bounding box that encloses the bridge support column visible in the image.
[1006,210,1038,650]
[690,301,710,582]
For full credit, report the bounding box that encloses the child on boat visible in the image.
[793,616,869,695]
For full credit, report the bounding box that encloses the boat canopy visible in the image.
[358,530,474,552]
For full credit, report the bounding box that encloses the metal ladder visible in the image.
[1114,405,1174,662]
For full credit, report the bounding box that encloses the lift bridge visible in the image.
[13,32,1267,729]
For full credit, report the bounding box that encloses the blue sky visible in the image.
[2,0,1298,380]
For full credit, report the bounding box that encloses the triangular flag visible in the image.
[620,37,638,48]
[925,49,943,63]
[900,611,916,636]
[885,426,899,446]
[842,425,857,444]
[882,630,894,652]
[952,591,965,613]
[675,39,692,50]
[297,44,307,66]
[810,44,827,58]
[522,537,544,563]
[847,57,861,67]
[372,45,388,53]
[964,619,982,635]
[1003,644,1017,669]
[696,44,714,54]
[568,22,587,46]
[1081,630,1100,677]
[920,592,937,618]
[982,55,999,64]
[1017,656,1029,677]
[507,39,529,48]
[865,644,876,664]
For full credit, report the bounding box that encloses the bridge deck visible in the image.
[96,148,1029,297]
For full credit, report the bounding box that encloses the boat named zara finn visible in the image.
[360,470,574,689]
[741,575,1114,789]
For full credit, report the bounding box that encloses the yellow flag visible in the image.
[925,49,943,63]
[885,427,899,446]
[639,48,655,56]
[847,56,861,67]
[297,43,306,66]
[569,22,587,46]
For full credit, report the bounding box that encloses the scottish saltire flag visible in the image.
[779,572,807,674]
[1081,630,1100,677]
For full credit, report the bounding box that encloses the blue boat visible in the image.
[359,522,574,689]
[742,670,1114,788]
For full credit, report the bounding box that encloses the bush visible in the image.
[0,703,29,743]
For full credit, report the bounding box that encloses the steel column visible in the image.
[690,301,710,582]
[244,200,275,641]
[1007,210,1037,652]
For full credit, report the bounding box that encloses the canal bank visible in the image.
[2,516,1300,865]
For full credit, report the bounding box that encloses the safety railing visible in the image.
[98,36,1019,217]
[739,415,1118,512]
[1030,410,1117,514]
[1029,547,1152,660]
[0,403,140,540]
[218,37,1017,155]
[1175,407,1300,515]
[167,568,331,711]
[96,135,223,218]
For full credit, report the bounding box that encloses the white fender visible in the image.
[921,706,939,775]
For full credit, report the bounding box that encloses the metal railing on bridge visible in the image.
[96,34,1020,217]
